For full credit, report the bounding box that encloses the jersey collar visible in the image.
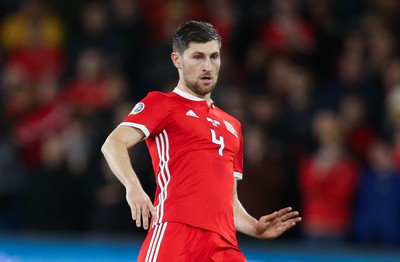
[173,87,206,101]
[173,87,215,108]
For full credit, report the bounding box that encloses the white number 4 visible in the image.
[210,129,224,156]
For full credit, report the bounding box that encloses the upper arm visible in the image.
[104,125,145,149]
[233,179,239,202]
[121,92,169,138]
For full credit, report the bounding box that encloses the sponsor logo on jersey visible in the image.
[224,120,238,137]
[185,109,199,118]
[130,102,145,114]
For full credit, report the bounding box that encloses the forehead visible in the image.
[183,41,221,55]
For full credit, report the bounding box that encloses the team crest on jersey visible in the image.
[224,120,238,137]
[130,102,145,115]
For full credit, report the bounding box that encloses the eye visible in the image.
[211,54,220,60]
[193,55,202,60]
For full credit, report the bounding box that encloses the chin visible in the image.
[190,84,215,96]
[199,87,215,96]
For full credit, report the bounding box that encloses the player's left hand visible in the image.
[255,207,301,239]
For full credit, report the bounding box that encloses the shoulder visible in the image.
[215,106,241,127]
[214,106,242,139]
[141,91,174,104]
[145,91,169,99]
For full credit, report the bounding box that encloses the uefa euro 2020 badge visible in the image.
[130,102,145,115]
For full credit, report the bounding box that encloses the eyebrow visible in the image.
[190,51,220,56]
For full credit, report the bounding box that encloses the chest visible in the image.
[164,104,240,158]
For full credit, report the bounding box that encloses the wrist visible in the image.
[124,179,142,190]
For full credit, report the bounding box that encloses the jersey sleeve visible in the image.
[233,123,243,180]
[120,92,169,138]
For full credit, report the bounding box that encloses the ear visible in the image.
[171,52,182,69]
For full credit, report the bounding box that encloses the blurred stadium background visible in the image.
[1,0,400,261]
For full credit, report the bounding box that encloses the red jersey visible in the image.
[121,88,243,244]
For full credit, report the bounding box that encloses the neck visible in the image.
[176,81,212,106]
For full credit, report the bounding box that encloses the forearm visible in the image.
[102,126,156,229]
[101,127,144,189]
[233,196,259,238]
[102,139,141,188]
[234,195,301,240]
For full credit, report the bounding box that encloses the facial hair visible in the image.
[183,72,218,97]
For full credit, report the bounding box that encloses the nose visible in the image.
[202,58,212,71]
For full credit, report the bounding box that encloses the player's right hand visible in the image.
[125,185,157,230]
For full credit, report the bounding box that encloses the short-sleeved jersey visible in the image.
[121,88,243,244]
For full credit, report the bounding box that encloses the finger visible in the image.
[130,206,137,221]
[142,209,150,230]
[292,216,302,223]
[282,217,301,230]
[280,221,296,232]
[149,204,157,221]
[280,211,300,222]
[277,207,292,216]
[261,211,278,223]
[135,205,142,227]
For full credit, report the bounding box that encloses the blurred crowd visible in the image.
[1,0,400,246]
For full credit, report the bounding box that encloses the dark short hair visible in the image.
[172,21,221,54]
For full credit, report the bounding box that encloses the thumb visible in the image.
[149,203,157,221]
[262,211,278,223]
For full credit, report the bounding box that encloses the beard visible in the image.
[183,74,218,96]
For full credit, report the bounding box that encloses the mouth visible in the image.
[200,76,213,84]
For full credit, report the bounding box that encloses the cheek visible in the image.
[182,66,195,82]
[183,63,198,77]
[213,61,221,72]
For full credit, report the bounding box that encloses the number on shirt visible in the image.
[210,129,224,156]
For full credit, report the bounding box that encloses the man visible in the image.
[101,20,301,261]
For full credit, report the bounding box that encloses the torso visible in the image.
[121,88,243,244]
